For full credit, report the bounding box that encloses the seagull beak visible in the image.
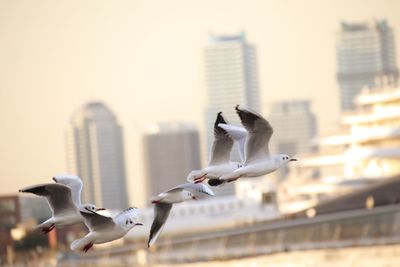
[135,223,143,226]
[152,200,160,204]
[52,177,57,182]
[290,158,298,162]
[96,208,106,211]
[192,196,197,200]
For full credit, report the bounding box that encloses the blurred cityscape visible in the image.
[1,8,400,267]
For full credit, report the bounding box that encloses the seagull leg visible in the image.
[83,242,94,253]
[42,224,55,234]
[227,177,240,183]
[193,174,207,184]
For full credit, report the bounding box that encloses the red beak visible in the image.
[152,200,160,204]
[96,208,106,211]
[192,196,197,200]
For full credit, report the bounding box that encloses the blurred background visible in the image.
[1,0,400,266]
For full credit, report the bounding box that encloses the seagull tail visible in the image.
[70,234,93,252]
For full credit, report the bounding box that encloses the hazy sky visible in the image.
[1,0,399,206]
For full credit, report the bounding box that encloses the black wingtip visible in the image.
[235,105,240,111]
[217,111,222,115]
[215,112,227,126]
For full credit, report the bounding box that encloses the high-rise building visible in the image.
[66,102,129,210]
[269,100,318,157]
[143,123,201,201]
[204,32,261,195]
[336,19,398,110]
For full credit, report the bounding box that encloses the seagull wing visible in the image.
[236,105,273,164]
[80,209,115,232]
[19,183,76,216]
[218,123,247,163]
[148,203,173,247]
[53,175,83,207]
[209,112,234,166]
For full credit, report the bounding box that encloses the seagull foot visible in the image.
[42,224,55,234]
[83,242,94,253]
[227,177,240,183]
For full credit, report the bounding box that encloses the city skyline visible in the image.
[1,0,400,207]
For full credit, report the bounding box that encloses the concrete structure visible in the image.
[142,122,201,201]
[66,102,129,210]
[336,19,398,110]
[279,85,400,214]
[204,32,261,195]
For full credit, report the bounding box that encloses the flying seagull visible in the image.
[219,105,297,183]
[187,112,243,186]
[19,174,104,234]
[70,207,143,253]
[147,183,214,247]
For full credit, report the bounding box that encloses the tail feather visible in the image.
[70,234,93,251]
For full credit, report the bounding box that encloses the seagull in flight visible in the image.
[147,183,214,247]
[187,112,243,186]
[218,105,297,183]
[19,174,105,234]
[70,207,143,253]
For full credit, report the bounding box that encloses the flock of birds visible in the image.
[19,105,297,253]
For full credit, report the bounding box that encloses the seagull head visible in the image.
[81,204,105,213]
[52,174,81,186]
[277,154,297,165]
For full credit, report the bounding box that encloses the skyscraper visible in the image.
[66,102,129,210]
[268,100,318,181]
[143,123,201,201]
[269,100,317,157]
[336,19,398,110]
[204,32,261,195]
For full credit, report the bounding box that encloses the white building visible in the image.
[66,102,129,210]
[336,19,398,110]
[204,32,261,195]
[142,122,201,202]
[279,85,400,214]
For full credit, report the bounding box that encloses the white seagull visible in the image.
[19,174,104,234]
[70,207,142,253]
[187,112,243,186]
[218,105,297,183]
[147,183,214,247]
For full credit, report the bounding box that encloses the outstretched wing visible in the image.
[19,183,75,216]
[53,175,83,207]
[209,112,234,166]
[218,123,247,163]
[148,203,173,247]
[236,105,273,164]
[80,209,115,232]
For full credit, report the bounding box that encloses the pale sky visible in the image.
[1,0,399,206]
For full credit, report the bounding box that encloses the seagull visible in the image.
[147,183,214,247]
[218,105,297,183]
[19,175,104,234]
[187,112,243,186]
[70,207,143,253]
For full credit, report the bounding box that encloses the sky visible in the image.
[0,0,399,206]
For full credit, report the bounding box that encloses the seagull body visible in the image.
[219,106,297,182]
[187,112,242,186]
[19,175,103,233]
[148,183,214,247]
[71,207,142,253]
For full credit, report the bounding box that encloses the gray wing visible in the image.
[19,183,75,216]
[148,203,173,247]
[53,175,83,207]
[80,209,115,232]
[209,112,234,166]
[236,105,273,164]
[178,183,215,199]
